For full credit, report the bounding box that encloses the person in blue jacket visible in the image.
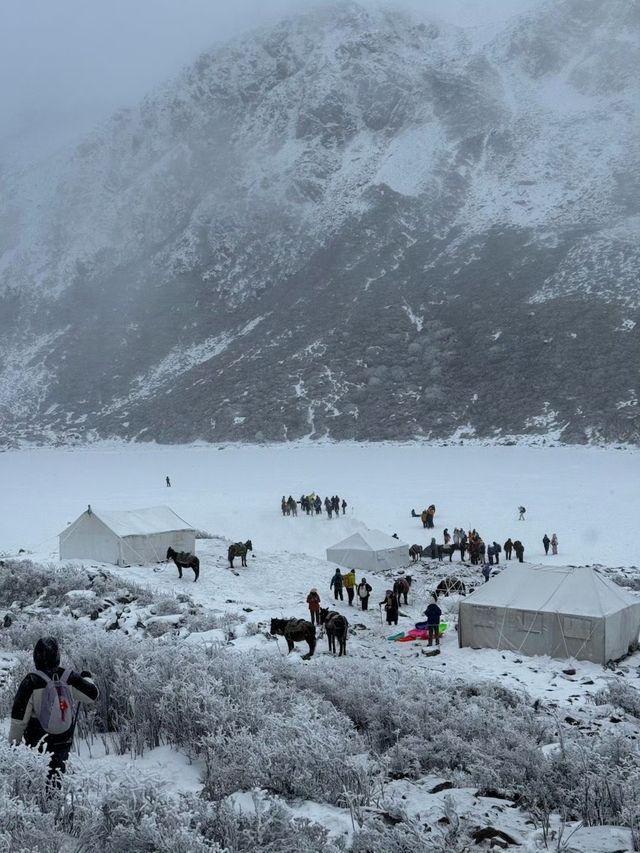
[424,601,442,646]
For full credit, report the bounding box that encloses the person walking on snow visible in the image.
[518,506,526,521]
[341,498,347,515]
[357,578,372,610]
[330,568,344,601]
[493,542,501,564]
[424,601,442,646]
[166,476,171,487]
[380,590,399,626]
[543,534,550,555]
[551,533,558,555]
[343,569,357,606]
[9,637,98,783]
[513,540,525,563]
[504,538,513,560]
[306,589,321,625]
[482,562,492,582]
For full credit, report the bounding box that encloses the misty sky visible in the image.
[0,0,540,169]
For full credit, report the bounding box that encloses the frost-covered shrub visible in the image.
[201,697,370,805]
[74,782,223,853]
[0,560,88,607]
[596,680,640,718]
[198,799,345,853]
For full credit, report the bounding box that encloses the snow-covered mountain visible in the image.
[1,0,638,445]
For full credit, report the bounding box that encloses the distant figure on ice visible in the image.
[341,498,347,515]
[513,540,525,563]
[166,476,171,487]
[518,506,526,521]
[551,533,558,555]
[542,534,550,555]
[504,538,513,560]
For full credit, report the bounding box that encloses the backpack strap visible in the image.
[32,669,53,683]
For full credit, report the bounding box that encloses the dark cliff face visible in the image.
[1,0,638,447]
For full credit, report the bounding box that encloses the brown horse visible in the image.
[319,608,349,656]
[228,540,253,568]
[408,544,423,562]
[166,547,200,582]
[270,618,316,659]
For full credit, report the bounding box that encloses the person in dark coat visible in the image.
[493,542,501,565]
[513,540,525,563]
[380,590,399,626]
[9,637,98,782]
[487,543,496,565]
[443,528,451,545]
[341,499,347,515]
[330,568,344,600]
[424,601,442,646]
[542,534,550,555]
[482,562,491,582]
[357,578,372,610]
[459,531,467,561]
[166,476,171,487]
[504,538,513,560]
[429,537,437,559]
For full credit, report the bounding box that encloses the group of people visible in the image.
[282,494,347,518]
[325,568,373,609]
[542,533,559,555]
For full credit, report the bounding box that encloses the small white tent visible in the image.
[59,506,196,566]
[458,565,640,664]
[326,529,408,572]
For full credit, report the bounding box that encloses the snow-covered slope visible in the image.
[1,0,639,445]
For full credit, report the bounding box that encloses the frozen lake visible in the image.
[0,442,637,567]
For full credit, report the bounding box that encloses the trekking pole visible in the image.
[379,604,384,626]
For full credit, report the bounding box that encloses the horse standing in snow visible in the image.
[166,547,200,582]
[270,618,316,659]
[228,540,253,568]
[319,608,349,656]
[409,545,423,562]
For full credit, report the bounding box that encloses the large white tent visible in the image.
[59,506,195,566]
[326,529,408,572]
[458,564,640,664]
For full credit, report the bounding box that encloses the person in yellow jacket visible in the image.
[343,568,357,606]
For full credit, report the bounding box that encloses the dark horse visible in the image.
[228,540,253,568]
[436,576,466,596]
[166,547,200,582]
[408,544,423,562]
[319,608,349,656]
[270,618,316,659]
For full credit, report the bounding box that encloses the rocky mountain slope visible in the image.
[1,0,638,445]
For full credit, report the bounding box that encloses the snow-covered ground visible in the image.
[2,442,640,852]
[1,441,637,566]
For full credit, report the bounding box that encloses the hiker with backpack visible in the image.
[518,506,526,521]
[357,577,372,610]
[8,637,98,782]
[343,568,357,606]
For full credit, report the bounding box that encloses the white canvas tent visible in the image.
[458,565,640,664]
[326,529,408,572]
[59,506,196,566]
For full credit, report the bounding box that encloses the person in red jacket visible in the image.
[306,588,321,625]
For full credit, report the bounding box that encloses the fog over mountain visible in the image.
[1,0,638,446]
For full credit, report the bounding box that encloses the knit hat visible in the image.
[33,637,60,671]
